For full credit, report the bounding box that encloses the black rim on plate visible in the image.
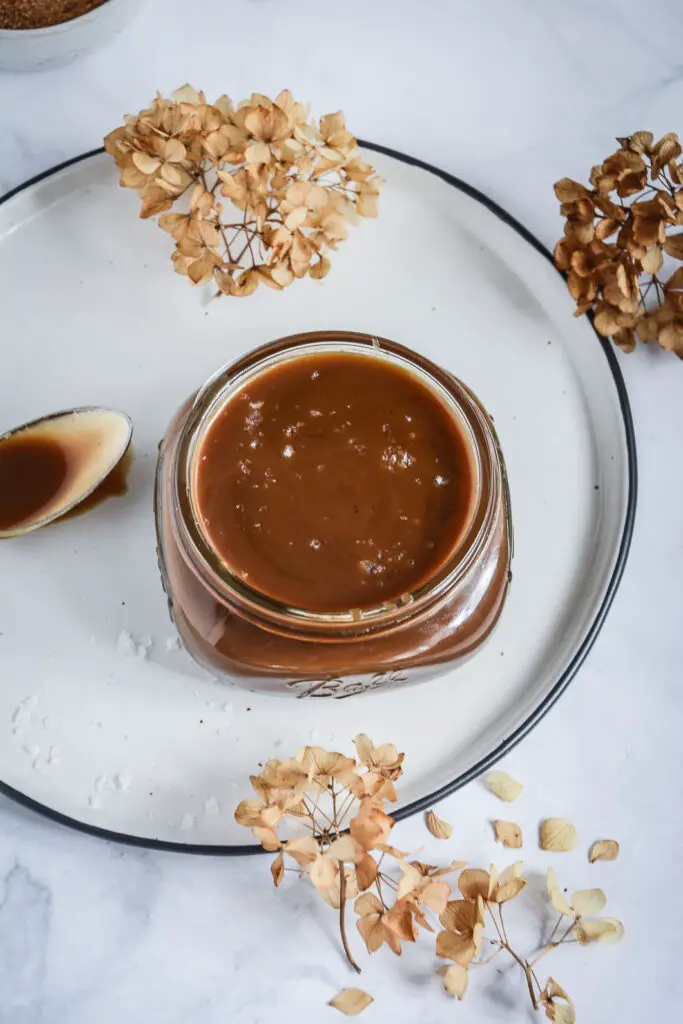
[0,143,637,855]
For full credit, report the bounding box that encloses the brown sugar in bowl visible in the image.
[0,0,146,71]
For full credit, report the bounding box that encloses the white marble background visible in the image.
[0,1,682,1021]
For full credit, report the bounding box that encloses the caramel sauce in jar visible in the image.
[155,332,512,698]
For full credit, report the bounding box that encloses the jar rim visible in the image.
[171,331,504,636]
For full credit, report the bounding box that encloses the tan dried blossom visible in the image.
[540,819,577,853]
[437,894,486,966]
[105,86,382,300]
[437,963,469,999]
[540,979,575,1024]
[485,770,523,802]
[589,839,619,863]
[235,737,408,973]
[426,810,452,840]
[555,131,683,356]
[545,869,624,950]
[573,918,624,944]
[328,988,374,1016]
[236,741,623,1022]
[545,870,608,919]
[492,820,523,848]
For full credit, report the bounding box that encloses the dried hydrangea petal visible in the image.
[492,820,522,848]
[571,888,606,918]
[546,868,573,916]
[328,989,374,1016]
[437,963,469,999]
[426,810,453,840]
[589,839,619,863]
[573,918,624,944]
[540,819,577,852]
[485,770,523,802]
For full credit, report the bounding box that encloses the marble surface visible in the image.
[0,1,681,1021]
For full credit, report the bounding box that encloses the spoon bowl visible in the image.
[0,407,133,538]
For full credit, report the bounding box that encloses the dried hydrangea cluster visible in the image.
[104,86,382,297]
[435,863,623,1020]
[235,735,407,974]
[555,131,683,356]
[235,742,623,1020]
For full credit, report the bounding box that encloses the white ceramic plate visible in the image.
[0,146,635,852]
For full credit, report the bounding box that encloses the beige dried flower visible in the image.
[589,839,619,863]
[328,989,374,1016]
[555,132,683,357]
[236,741,623,1022]
[485,770,523,802]
[492,819,523,848]
[573,918,624,944]
[426,810,453,840]
[540,979,575,1024]
[234,737,416,973]
[540,819,577,852]
[437,963,469,999]
[546,871,607,918]
[105,86,382,300]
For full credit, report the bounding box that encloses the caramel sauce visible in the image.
[194,352,475,612]
[0,435,68,532]
[62,446,133,520]
[0,426,132,534]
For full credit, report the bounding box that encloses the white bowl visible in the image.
[0,0,145,72]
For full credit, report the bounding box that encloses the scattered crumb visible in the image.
[12,696,38,727]
[165,634,182,652]
[204,796,220,816]
[23,744,40,757]
[116,630,153,659]
[179,813,196,831]
[89,795,102,810]
[113,773,132,792]
[94,775,106,793]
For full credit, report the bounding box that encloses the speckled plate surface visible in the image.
[0,145,635,852]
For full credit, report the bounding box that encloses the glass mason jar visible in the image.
[154,331,512,698]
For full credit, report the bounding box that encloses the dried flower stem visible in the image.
[339,862,361,974]
[483,903,570,1011]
